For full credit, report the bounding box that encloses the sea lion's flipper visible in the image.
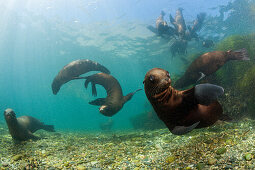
[196,72,206,82]
[123,88,142,103]
[169,14,175,25]
[92,83,97,97]
[28,132,41,141]
[147,25,158,34]
[231,48,250,61]
[195,83,224,106]
[42,125,55,132]
[170,122,200,135]
[89,98,106,106]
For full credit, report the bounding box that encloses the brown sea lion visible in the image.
[76,73,141,117]
[52,59,110,95]
[174,48,250,89]
[143,68,227,135]
[170,8,186,38]
[186,13,206,40]
[4,108,55,142]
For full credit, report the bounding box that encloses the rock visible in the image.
[165,156,175,164]
[197,163,205,170]
[208,158,217,165]
[77,165,86,170]
[12,154,23,161]
[244,153,253,161]
[216,147,227,155]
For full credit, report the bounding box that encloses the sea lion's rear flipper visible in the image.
[89,98,106,106]
[42,125,55,132]
[147,25,158,34]
[195,83,224,106]
[123,89,142,103]
[170,122,200,135]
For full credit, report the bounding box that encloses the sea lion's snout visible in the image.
[4,108,16,120]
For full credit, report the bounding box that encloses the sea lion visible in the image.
[147,11,176,38]
[170,8,186,38]
[170,39,188,57]
[143,68,227,135]
[4,108,55,142]
[186,13,206,40]
[76,73,141,117]
[52,59,110,95]
[174,48,250,89]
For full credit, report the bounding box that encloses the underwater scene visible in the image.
[0,0,255,169]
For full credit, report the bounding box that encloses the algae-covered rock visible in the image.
[165,156,175,164]
[76,165,86,170]
[216,147,227,155]
[12,154,23,161]
[208,158,217,165]
[244,153,253,161]
[197,163,205,170]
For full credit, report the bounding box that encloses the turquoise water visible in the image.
[0,0,253,132]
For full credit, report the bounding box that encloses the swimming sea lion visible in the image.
[77,73,141,117]
[187,13,206,40]
[52,59,110,95]
[170,8,186,38]
[170,39,188,57]
[143,68,227,135]
[174,48,250,89]
[147,11,176,38]
[4,108,55,142]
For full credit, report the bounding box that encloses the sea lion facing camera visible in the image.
[143,68,228,135]
[52,59,110,95]
[174,48,250,89]
[77,73,141,117]
[4,108,55,141]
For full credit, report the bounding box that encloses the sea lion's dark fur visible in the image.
[83,73,141,117]
[175,48,250,88]
[52,59,110,95]
[4,109,55,142]
[144,68,225,135]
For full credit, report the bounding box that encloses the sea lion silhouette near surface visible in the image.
[4,108,55,142]
[174,48,250,89]
[52,59,110,95]
[76,73,141,117]
[144,68,228,135]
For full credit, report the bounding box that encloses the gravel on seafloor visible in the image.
[1,119,255,169]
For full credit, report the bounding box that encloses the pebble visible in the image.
[76,165,86,170]
[244,153,253,161]
[12,154,23,161]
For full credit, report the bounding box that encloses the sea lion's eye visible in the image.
[149,75,155,82]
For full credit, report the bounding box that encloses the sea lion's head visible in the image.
[143,68,171,98]
[99,105,120,117]
[4,108,17,122]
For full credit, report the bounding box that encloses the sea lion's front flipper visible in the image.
[89,98,106,106]
[195,83,224,106]
[196,72,206,82]
[170,122,200,135]
[92,83,97,97]
[147,25,157,34]
[28,132,41,141]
